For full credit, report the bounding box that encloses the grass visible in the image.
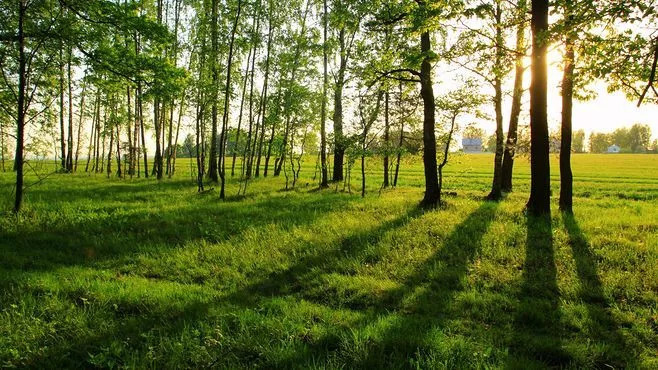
[0,153,657,368]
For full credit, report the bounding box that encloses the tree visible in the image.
[356,88,383,197]
[588,132,611,153]
[319,0,329,188]
[1,0,61,212]
[572,129,585,153]
[559,0,575,213]
[501,0,528,193]
[527,0,551,216]
[449,0,515,200]
[436,82,486,205]
[218,0,243,198]
[330,0,360,182]
[628,123,651,152]
[372,0,462,207]
[463,123,485,141]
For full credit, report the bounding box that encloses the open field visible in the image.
[1,154,657,368]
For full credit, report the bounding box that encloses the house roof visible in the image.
[462,138,482,146]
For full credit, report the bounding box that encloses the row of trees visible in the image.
[1,0,657,214]
[479,125,655,154]
[589,124,655,153]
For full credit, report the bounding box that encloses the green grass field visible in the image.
[1,154,657,368]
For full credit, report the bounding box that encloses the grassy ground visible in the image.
[0,154,657,368]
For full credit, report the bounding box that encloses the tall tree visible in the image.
[207,0,220,182]
[319,0,329,188]
[559,0,575,213]
[501,0,528,193]
[527,0,551,215]
[219,0,244,198]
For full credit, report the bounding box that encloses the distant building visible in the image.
[607,144,621,153]
[462,138,482,153]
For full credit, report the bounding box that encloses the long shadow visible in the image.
[255,202,500,367]
[227,204,426,306]
[562,213,637,368]
[0,185,362,367]
[350,201,500,367]
[0,187,357,275]
[507,215,567,368]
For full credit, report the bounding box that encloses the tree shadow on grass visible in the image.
[506,215,566,368]
[0,187,358,274]
[243,201,501,367]
[348,201,501,367]
[227,204,426,306]
[562,213,638,368]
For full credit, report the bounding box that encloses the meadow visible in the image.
[0,153,657,368]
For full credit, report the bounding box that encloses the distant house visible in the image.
[462,138,482,153]
[607,144,621,153]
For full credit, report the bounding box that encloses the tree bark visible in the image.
[319,0,329,187]
[255,6,274,178]
[419,32,440,207]
[527,0,551,216]
[487,1,504,201]
[219,0,243,198]
[244,5,261,179]
[207,0,219,182]
[66,47,74,172]
[393,82,404,187]
[501,0,527,193]
[383,90,390,187]
[74,80,87,172]
[59,45,66,171]
[274,0,310,177]
[153,0,164,180]
[231,47,252,177]
[559,0,574,214]
[85,88,100,172]
[332,28,348,181]
[13,1,26,213]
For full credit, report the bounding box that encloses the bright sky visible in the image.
[466,46,658,142]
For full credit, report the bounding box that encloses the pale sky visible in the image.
[447,48,658,143]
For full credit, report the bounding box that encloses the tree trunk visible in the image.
[255,9,273,178]
[527,0,551,216]
[115,124,122,178]
[171,101,184,176]
[59,45,66,171]
[219,0,243,198]
[419,32,440,207]
[319,0,329,187]
[274,1,310,177]
[135,32,148,178]
[74,80,87,172]
[559,0,574,214]
[263,88,281,177]
[501,0,527,193]
[332,28,348,181]
[207,0,219,183]
[393,82,404,187]
[1,121,5,172]
[244,6,260,179]
[14,1,26,212]
[107,114,114,178]
[66,46,74,172]
[85,89,100,172]
[383,90,390,187]
[438,116,457,205]
[487,2,504,201]
[231,48,252,177]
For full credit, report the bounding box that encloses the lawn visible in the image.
[0,154,657,368]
